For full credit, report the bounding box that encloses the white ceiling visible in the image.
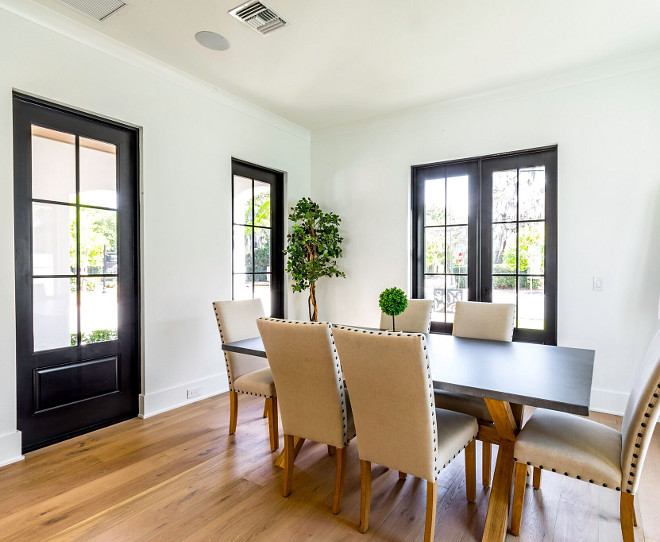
[26,0,660,129]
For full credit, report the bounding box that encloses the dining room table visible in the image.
[222,329,595,542]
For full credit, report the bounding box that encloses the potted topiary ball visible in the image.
[379,287,408,332]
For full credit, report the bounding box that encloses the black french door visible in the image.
[13,94,140,452]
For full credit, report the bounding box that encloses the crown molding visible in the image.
[0,0,311,141]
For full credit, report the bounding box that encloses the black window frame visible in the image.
[412,146,558,345]
[231,159,285,318]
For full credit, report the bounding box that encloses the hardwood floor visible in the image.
[0,393,657,541]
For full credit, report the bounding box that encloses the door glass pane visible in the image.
[233,176,252,225]
[446,226,468,274]
[424,228,445,273]
[519,222,545,275]
[32,203,76,276]
[255,274,272,316]
[518,276,544,330]
[253,180,271,227]
[424,178,445,226]
[79,137,117,209]
[33,277,77,351]
[253,227,271,278]
[424,275,445,323]
[446,275,468,323]
[81,277,118,343]
[80,208,117,275]
[233,274,253,300]
[492,276,516,307]
[31,126,76,203]
[233,226,252,273]
[492,223,517,273]
[519,167,545,220]
[446,175,468,225]
[492,169,517,222]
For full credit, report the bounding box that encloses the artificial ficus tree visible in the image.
[284,198,345,321]
[379,287,408,332]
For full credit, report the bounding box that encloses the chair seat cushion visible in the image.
[435,408,479,472]
[434,390,492,421]
[514,409,622,488]
[233,367,276,398]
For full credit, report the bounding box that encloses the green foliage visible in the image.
[379,287,408,317]
[70,328,118,345]
[284,198,345,293]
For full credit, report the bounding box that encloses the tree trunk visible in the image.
[308,281,318,322]
[392,314,395,332]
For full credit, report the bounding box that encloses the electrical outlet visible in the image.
[187,387,202,399]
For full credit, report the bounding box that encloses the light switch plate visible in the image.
[593,276,604,292]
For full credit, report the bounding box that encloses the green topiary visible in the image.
[379,287,408,331]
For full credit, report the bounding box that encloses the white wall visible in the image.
[311,63,660,415]
[0,6,311,465]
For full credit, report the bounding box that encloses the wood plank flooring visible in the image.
[0,393,658,541]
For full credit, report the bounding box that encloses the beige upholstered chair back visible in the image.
[379,299,433,333]
[452,301,515,342]
[256,318,350,448]
[213,299,267,388]
[620,329,660,494]
[333,327,438,481]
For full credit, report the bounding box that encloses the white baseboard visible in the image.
[590,387,630,417]
[0,431,24,468]
[139,373,229,419]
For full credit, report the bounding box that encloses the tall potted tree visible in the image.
[379,287,408,332]
[284,198,345,321]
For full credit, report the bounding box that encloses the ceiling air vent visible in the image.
[229,1,287,36]
[57,0,126,21]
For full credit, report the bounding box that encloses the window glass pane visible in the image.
[253,180,271,227]
[492,169,517,222]
[233,225,252,273]
[492,223,517,274]
[32,202,76,276]
[445,275,468,323]
[492,275,516,307]
[424,228,445,273]
[446,175,468,225]
[253,227,271,279]
[80,208,117,275]
[518,276,544,330]
[519,222,545,275]
[233,176,252,225]
[31,126,76,204]
[255,275,272,317]
[79,137,117,209]
[446,226,468,274]
[519,167,545,220]
[81,277,118,344]
[233,274,253,300]
[424,275,446,323]
[33,277,77,351]
[424,178,445,226]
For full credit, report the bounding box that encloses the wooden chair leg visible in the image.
[332,446,347,514]
[399,471,407,480]
[620,492,635,542]
[633,499,638,527]
[465,440,476,503]
[328,445,336,456]
[268,397,279,452]
[424,480,438,542]
[532,467,542,490]
[263,400,268,418]
[359,460,371,533]
[229,391,238,435]
[283,434,295,497]
[482,442,492,488]
[510,462,527,536]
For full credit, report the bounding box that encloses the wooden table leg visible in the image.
[481,399,520,542]
[274,436,304,468]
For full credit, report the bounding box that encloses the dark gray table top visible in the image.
[222,332,595,416]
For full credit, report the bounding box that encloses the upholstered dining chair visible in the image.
[212,299,278,452]
[510,329,660,541]
[433,300,517,488]
[256,318,356,515]
[379,298,433,333]
[334,327,479,542]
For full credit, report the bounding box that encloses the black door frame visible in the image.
[13,92,141,452]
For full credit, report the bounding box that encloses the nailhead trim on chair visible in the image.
[513,458,621,490]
